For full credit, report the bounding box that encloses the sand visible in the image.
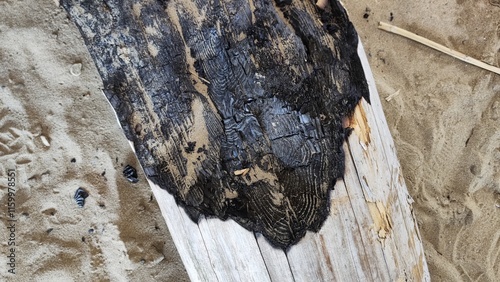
[0,0,498,281]
[0,1,188,281]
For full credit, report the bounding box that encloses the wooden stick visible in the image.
[378,22,500,75]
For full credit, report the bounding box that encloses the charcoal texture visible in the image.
[61,0,369,248]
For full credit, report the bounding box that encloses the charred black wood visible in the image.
[61,0,369,249]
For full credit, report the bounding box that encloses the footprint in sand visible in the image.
[489,0,500,8]
[0,87,36,166]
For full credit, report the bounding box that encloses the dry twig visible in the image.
[378,22,500,75]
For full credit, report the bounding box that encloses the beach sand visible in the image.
[0,0,498,280]
[0,1,188,280]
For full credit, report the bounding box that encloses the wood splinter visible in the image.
[234,168,250,176]
[378,22,500,75]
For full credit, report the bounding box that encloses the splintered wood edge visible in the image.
[378,22,500,75]
[356,39,430,281]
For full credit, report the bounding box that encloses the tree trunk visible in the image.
[61,0,429,280]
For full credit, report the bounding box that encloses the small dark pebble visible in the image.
[88,228,94,234]
[123,165,139,183]
[363,7,371,19]
[46,228,54,234]
[390,12,394,21]
[197,144,207,154]
[74,187,89,207]
[82,237,86,242]
[70,158,76,163]
[101,170,106,176]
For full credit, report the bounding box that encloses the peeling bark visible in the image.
[61,0,368,248]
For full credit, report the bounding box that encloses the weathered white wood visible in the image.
[146,178,219,281]
[197,217,271,282]
[256,234,295,282]
[138,40,430,281]
[356,41,429,281]
[286,180,369,281]
[342,141,394,281]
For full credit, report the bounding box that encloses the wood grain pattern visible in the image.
[61,0,430,280]
[61,0,369,248]
[144,42,431,280]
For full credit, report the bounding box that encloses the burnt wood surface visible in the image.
[61,0,368,248]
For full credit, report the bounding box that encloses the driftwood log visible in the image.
[61,0,368,248]
[62,0,430,280]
